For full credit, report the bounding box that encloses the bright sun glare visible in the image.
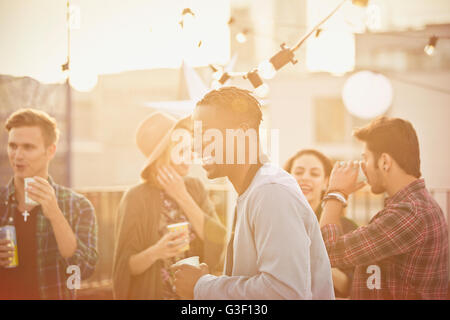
[0,0,230,90]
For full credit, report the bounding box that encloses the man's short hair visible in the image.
[5,108,60,147]
[353,116,421,178]
[196,86,263,129]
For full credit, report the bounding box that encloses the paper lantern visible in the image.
[342,71,393,119]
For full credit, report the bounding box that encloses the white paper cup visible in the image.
[172,256,200,267]
[24,177,38,206]
[357,162,367,183]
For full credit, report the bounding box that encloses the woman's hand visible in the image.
[129,230,190,276]
[154,230,190,260]
[157,165,189,202]
[157,165,206,240]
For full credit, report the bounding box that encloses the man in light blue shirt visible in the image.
[172,87,334,300]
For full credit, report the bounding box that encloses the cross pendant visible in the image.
[22,211,30,222]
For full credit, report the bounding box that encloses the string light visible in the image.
[258,43,297,79]
[254,83,270,98]
[236,29,249,43]
[209,65,223,80]
[257,60,276,80]
[224,0,449,91]
[182,8,195,16]
[211,71,231,89]
[222,0,370,89]
[179,8,195,29]
[424,36,438,56]
[211,80,222,90]
[245,70,269,98]
[352,0,369,7]
[218,72,231,84]
[315,28,323,38]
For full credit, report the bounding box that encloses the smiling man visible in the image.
[0,108,98,299]
[172,87,334,300]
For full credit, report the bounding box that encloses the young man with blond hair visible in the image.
[0,108,98,299]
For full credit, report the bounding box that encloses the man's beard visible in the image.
[368,170,385,195]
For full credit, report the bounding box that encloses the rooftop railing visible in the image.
[76,185,450,299]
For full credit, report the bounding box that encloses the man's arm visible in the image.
[28,177,78,258]
[319,160,424,269]
[194,184,318,300]
[62,196,98,279]
[320,160,365,230]
[28,178,98,279]
[319,199,345,230]
[321,203,424,269]
[49,209,78,258]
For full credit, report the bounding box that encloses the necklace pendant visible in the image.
[22,211,30,222]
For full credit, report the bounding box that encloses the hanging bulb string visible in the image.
[228,16,309,31]
[223,0,449,94]
[291,0,347,53]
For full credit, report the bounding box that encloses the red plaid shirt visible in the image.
[321,179,448,299]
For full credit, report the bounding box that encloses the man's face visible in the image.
[192,105,230,180]
[7,126,54,180]
[361,144,385,194]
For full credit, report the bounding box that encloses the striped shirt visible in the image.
[321,179,448,299]
[0,177,98,299]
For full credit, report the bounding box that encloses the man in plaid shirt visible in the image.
[0,109,98,299]
[320,117,448,299]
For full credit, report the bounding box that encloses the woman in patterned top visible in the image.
[112,112,226,300]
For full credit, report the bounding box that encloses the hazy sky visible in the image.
[0,0,230,85]
[1,0,449,85]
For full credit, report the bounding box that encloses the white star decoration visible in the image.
[143,55,239,117]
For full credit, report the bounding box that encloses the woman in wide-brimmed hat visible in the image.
[112,112,226,300]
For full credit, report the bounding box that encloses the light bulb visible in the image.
[236,32,248,43]
[212,70,222,80]
[342,71,392,119]
[424,36,438,56]
[258,60,276,80]
[211,80,222,90]
[352,0,369,7]
[69,70,98,92]
[254,83,270,98]
[424,45,435,56]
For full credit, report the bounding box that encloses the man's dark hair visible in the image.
[353,116,421,178]
[196,86,263,129]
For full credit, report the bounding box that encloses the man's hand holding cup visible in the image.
[328,160,366,197]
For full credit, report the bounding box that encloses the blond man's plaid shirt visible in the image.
[0,177,98,299]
